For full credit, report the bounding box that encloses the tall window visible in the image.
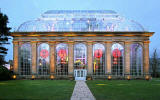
[130,43,143,76]
[93,43,105,75]
[56,43,68,75]
[37,43,50,75]
[19,43,31,75]
[111,43,124,76]
[74,43,87,69]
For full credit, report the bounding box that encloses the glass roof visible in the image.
[17,10,146,32]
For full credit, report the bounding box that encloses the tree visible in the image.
[0,11,11,66]
[151,49,159,77]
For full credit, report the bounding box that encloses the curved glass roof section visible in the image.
[17,10,146,32]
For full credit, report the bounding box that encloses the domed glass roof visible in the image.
[17,10,146,32]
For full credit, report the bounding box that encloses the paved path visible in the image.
[71,80,96,100]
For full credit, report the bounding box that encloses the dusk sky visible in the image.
[0,0,160,61]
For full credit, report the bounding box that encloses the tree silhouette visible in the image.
[150,49,159,77]
[0,11,11,66]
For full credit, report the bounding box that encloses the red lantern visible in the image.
[112,49,121,65]
[40,49,49,58]
[94,49,103,58]
[112,49,121,58]
[58,49,67,59]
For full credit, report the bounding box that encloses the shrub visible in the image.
[0,66,13,80]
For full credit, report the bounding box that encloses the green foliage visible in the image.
[150,49,159,77]
[0,12,11,66]
[0,80,75,100]
[0,66,13,80]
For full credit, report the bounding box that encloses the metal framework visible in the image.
[111,43,124,76]
[56,43,68,75]
[93,43,105,75]
[19,43,31,75]
[17,10,145,32]
[37,43,50,75]
[74,43,87,69]
[130,43,143,76]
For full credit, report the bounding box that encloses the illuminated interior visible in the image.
[37,43,50,75]
[56,43,68,75]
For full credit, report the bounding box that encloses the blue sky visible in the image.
[0,0,160,61]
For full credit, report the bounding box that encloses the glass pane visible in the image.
[56,43,68,75]
[93,43,105,75]
[130,43,143,76]
[19,43,31,75]
[111,43,124,76]
[74,43,87,69]
[37,43,50,75]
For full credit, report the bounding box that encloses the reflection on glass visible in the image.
[37,43,50,75]
[130,43,143,75]
[56,43,68,75]
[93,43,105,75]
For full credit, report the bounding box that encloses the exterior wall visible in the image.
[12,32,153,79]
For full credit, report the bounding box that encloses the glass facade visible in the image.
[19,43,31,75]
[15,41,148,78]
[37,43,50,75]
[17,10,145,32]
[93,43,105,75]
[56,43,68,75]
[130,43,143,76]
[111,43,124,75]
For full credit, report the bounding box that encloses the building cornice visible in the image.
[11,31,154,37]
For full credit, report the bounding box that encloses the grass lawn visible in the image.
[0,80,75,100]
[87,79,160,100]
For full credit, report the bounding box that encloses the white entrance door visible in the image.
[74,69,87,81]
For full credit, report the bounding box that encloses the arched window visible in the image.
[19,43,31,75]
[56,43,68,75]
[74,43,87,69]
[37,43,50,75]
[130,43,143,76]
[111,43,124,76]
[93,43,105,75]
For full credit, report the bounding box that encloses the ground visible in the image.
[87,78,160,100]
[0,80,75,100]
[0,79,160,100]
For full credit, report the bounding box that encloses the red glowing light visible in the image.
[112,49,121,58]
[40,49,49,58]
[94,49,103,58]
[58,49,67,58]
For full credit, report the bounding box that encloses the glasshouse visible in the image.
[11,10,154,80]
